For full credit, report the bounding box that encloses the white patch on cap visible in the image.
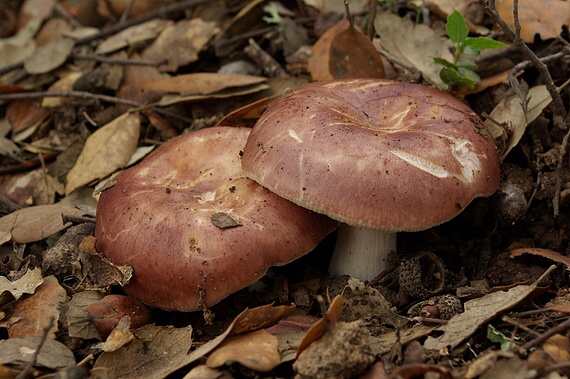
[449,138,481,182]
[391,137,482,183]
[289,129,303,143]
[390,150,450,178]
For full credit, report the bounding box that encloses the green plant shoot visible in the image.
[434,10,507,89]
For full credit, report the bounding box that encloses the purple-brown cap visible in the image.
[95,126,338,311]
[241,79,500,232]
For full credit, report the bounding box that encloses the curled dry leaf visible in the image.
[65,112,140,195]
[296,295,343,357]
[509,247,570,270]
[484,85,553,161]
[0,268,43,307]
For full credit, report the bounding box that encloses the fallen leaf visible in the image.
[141,73,267,96]
[484,85,552,160]
[0,203,84,244]
[85,294,152,340]
[0,17,41,70]
[23,37,74,74]
[423,267,553,350]
[308,19,385,80]
[93,324,193,379]
[0,336,75,369]
[207,329,281,372]
[155,82,270,106]
[296,295,343,357]
[164,304,296,377]
[142,18,219,71]
[542,334,570,363]
[8,275,66,338]
[184,365,233,379]
[0,268,44,307]
[99,316,135,352]
[66,291,104,340]
[496,0,570,42]
[65,112,140,195]
[96,19,172,55]
[375,10,454,88]
[6,98,50,133]
[510,247,570,270]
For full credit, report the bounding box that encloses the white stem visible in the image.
[327,224,397,281]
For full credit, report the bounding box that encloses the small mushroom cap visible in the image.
[95,127,337,311]
[242,79,500,232]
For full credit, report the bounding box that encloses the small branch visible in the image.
[480,0,568,128]
[521,316,570,351]
[0,91,194,124]
[71,53,164,67]
[16,317,55,379]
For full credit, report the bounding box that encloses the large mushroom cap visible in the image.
[95,127,337,311]
[242,79,500,232]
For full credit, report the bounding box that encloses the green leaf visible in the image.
[446,11,469,45]
[458,66,481,82]
[464,36,508,51]
[433,57,457,69]
[456,59,477,70]
[440,67,476,89]
[487,324,517,351]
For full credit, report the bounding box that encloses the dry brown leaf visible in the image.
[99,316,135,352]
[423,269,550,350]
[0,17,40,69]
[0,268,44,307]
[142,18,219,71]
[308,19,384,80]
[0,336,75,370]
[24,37,74,74]
[8,275,66,339]
[163,304,296,377]
[496,0,570,42]
[484,85,552,160]
[296,295,343,357]
[510,247,570,270]
[543,334,570,363]
[65,112,140,195]
[93,324,193,379]
[141,73,267,97]
[206,329,281,372]
[184,365,233,379]
[96,19,172,55]
[6,98,50,133]
[66,291,104,340]
[0,203,84,244]
[374,10,453,88]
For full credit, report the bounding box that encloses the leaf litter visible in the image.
[0,0,569,378]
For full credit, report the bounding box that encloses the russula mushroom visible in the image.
[241,79,500,281]
[95,127,337,311]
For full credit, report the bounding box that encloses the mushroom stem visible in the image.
[327,224,397,281]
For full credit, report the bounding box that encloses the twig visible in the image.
[367,0,377,40]
[479,0,568,128]
[0,90,194,124]
[521,316,570,351]
[71,53,164,67]
[510,47,570,75]
[53,3,83,28]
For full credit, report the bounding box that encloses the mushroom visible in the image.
[95,127,338,311]
[241,79,500,281]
